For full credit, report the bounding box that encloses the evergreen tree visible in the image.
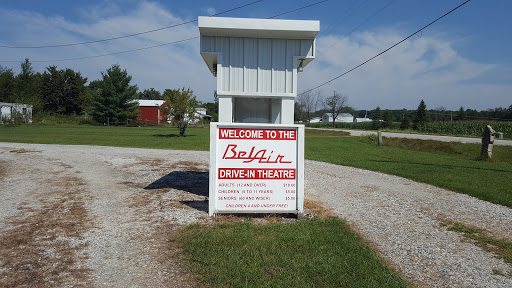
[455,106,466,121]
[91,64,139,124]
[13,59,43,112]
[413,100,429,130]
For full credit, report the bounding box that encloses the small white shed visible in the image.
[0,103,33,124]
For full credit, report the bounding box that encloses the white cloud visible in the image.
[0,2,217,102]
[298,29,509,110]
[206,7,216,16]
[1,3,510,109]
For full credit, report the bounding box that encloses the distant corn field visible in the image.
[309,121,512,139]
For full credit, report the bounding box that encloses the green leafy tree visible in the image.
[0,66,16,103]
[160,87,198,137]
[382,109,393,128]
[41,66,88,115]
[91,64,139,125]
[400,115,411,130]
[433,106,447,121]
[137,88,162,100]
[200,90,218,122]
[413,99,429,130]
[372,106,382,130]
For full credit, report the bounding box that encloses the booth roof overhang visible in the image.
[198,16,320,40]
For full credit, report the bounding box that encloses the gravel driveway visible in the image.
[1,142,511,287]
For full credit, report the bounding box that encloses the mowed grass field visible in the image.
[305,129,512,208]
[0,124,210,150]
[2,124,511,207]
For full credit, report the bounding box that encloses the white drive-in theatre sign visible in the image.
[199,16,318,216]
[210,124,304,215]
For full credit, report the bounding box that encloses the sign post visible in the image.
[199,16,319,216]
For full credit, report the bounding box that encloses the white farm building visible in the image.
[321,113,353,123]
[0,103,33,124]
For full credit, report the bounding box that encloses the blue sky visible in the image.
[1,0,510,110]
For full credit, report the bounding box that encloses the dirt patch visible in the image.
[125,158,208,173]
[0,160,8,180]
[8,149,41,154]
[0,176,94,287]
[171,161,208,172]
[304,199,337,220]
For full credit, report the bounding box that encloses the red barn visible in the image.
[134,100,166,124]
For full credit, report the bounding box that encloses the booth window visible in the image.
[233,97,271,123]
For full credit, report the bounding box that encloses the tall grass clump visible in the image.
[32,113,98,125]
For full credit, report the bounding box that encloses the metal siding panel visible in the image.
[201,36,216,52]
[300,39,313,57]
[258,39,272,93]
[286,40,300,93]
[244,38,258,93]
[229,37,244,92]
[215,36,222,52]
[272,39,286,93]
[220,37,230,92]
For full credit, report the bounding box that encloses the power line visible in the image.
[321,0,369,36]
[1,1,331,63]
[346,0,396,36]
[0,0,263,49]
[322,0,396,51]
[20,38,198,63]
[267,0,328,19]
[300,0,472,96]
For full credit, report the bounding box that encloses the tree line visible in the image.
[0,59,206,134]
[294,90,512,130]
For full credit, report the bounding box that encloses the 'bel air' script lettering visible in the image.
[222,144,292,164]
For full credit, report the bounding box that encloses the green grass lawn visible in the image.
[305,129,512,208]
[0,124,210,151]
[1,124,511,207]
[180,219,410,288]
